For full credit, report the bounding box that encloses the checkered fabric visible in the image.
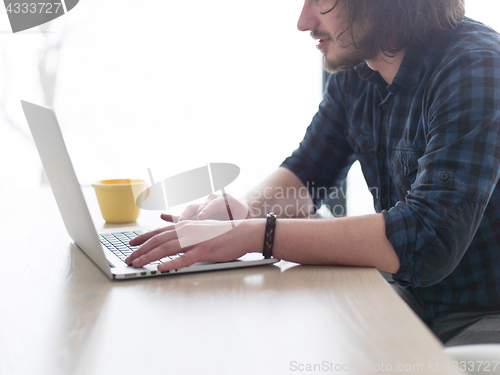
[281,18,500,321]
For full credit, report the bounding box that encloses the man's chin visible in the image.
[323,55,363,73]
[322,45,377,73]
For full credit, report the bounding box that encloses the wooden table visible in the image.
[0,187,463,374]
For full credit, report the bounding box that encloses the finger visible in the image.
[161,213,179,223]
[157,248,201,272]
[195,193,222,218]
[195,200,212,218]
[178,204,199,222]
[197,195,225,219]
[125,228,177,265]
[131,239,182,268]
[129,226,169,247]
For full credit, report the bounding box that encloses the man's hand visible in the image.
[176,193,251,222]
[125,219,264,272]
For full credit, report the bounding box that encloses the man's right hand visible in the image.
[160,167,312,224]
[172,193,251,222]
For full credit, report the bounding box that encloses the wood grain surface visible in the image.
[0,187,464,374]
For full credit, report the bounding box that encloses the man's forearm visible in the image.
[271,213,400,274]
[243,167,315,219]
[240,168,398,273]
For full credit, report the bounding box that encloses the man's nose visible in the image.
[297,1,320,32]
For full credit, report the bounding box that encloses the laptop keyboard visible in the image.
[99,231,181,266]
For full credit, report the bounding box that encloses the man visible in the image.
[126,0,500,345]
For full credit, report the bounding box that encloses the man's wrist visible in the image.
[245,203,261,219]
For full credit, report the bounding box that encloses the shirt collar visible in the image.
[355,36,445,92]
[391,44,432,91]
[354,63,388,88]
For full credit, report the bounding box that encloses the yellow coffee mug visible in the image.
[92,179,149,223]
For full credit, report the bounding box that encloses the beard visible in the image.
[319,27,379,73]
[323,46,377,72]
[323,49,368,72]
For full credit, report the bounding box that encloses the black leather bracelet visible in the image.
[263,212,277,259]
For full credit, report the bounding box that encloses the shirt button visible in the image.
[379,149,386,157]
[354,146,360,153]
[440,172,449,181]
[381,103,389,111]
[381,197,389,206]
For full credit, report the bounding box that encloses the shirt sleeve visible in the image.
[384,49,500,287]
[281,73,357,207]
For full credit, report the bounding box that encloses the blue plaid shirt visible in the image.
[282,18,500,321]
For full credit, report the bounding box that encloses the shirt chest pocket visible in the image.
[391,149,422,200]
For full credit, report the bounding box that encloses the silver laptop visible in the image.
[21,100,278,280]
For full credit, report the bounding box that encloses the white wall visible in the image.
[0,0,322,209]
[0,0,497,216]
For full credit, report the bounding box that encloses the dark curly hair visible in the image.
[335,0,466,54]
